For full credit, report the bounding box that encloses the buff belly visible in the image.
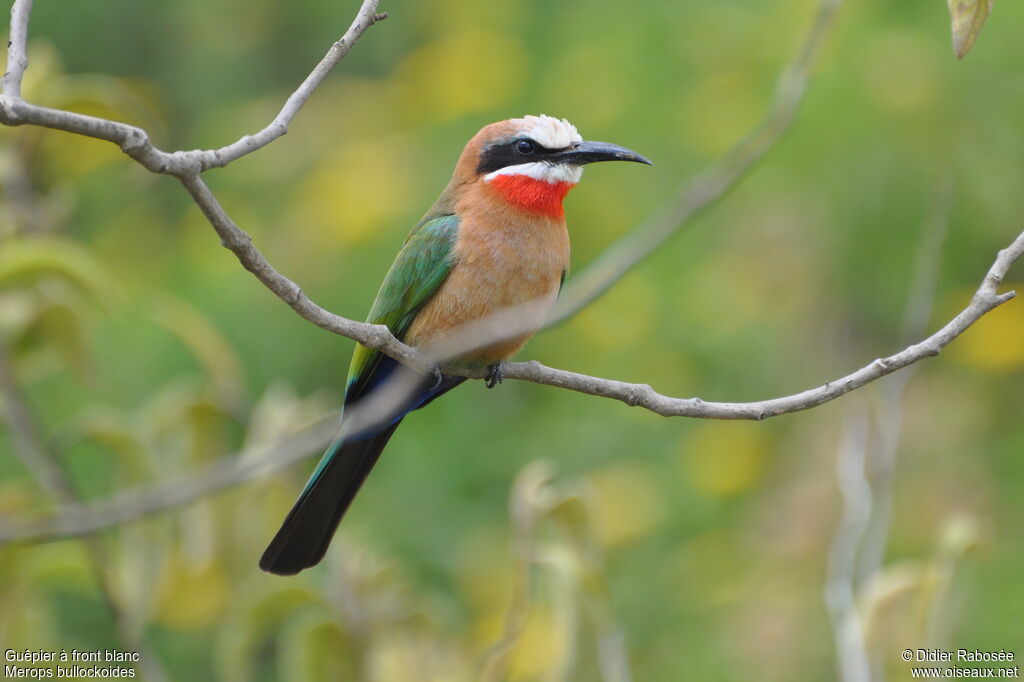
[404,257,562,366]
[405,215,568,367]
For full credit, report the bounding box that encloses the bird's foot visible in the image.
[485,362,504,389]
[428,363,444,391]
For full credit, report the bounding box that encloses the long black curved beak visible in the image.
[548,140,653,166]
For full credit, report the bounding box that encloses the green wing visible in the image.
[345,214,460,403]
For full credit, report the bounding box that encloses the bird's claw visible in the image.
[485,362,504,389]
[428,364,444,391]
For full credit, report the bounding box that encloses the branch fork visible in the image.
[0,0,1020,424]
[0,0,1022,546]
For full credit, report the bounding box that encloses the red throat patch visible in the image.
[489,175,575,218]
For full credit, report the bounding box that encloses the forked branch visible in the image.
[0,0,1019,427]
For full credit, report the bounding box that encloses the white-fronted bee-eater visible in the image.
[261,115,651,575]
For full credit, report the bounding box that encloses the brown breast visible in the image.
[405,183,570,367]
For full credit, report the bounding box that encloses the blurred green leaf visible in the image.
[1,1,1023,679]
[216,585,320,682]
[22,298,93,381]
[70,409,155,481]
[0,237,115,303]
[276,613,356,682]
[154,552,230,630]
[150,295,245,409]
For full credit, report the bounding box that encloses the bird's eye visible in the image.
[515,139,536,155]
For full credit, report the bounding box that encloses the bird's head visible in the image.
[450,115,651,218]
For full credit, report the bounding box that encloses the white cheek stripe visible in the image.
[484,162,583,185]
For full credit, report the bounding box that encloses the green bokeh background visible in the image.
[1,0,1022,680]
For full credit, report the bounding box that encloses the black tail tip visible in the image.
[259,542,326,576]
[259,555,299,576]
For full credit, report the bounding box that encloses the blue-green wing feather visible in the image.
[292,213,459,505]
[345,213,460,403]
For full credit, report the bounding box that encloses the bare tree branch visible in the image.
[0,0,29,97]
[0,336,76,499]
[176,173,429,373]
[0,418,338,544]
[184,2,389,170]
[498,228,1019,418]
[0,0,1020,431]
[857,175,953,584]
[824,411,873,682]
[0,337,169,681]
[0,0,388,176]
[1,217,1016,546]
[824,181,953,682]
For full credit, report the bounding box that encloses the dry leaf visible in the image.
[948,0,994,59]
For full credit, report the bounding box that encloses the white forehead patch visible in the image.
[521,114,582,149]
[485,162,583,185]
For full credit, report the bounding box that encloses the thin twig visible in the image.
[0,337,168,681]
[0,337,75,499]
[824,411,873,682]
[549,0,844,323]
[857,175,953,584]
[0,0,31,97]
[0,0,1020,424]
[499,228,1020,418]
[0,0,387,176]
[182,2,389,170]
[176,174,430,373]
[0,417,338,544]
[824,181,954,682]
[0,221,1015,546]
[478,464,545,682]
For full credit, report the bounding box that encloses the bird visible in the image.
[260,115,651,575]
